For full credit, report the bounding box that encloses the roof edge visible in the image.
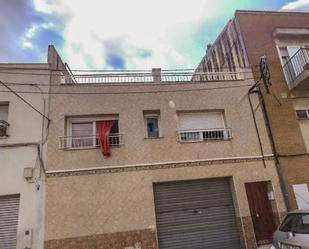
[235,9,309,15]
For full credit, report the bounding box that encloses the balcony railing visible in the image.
[59,133,123,149]
[60,70,243,84]
[177,128,232,143]
[0,120,9,137]
[283,48,309,89]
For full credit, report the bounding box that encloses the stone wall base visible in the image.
[45,212,287,249]
[45,229,157,249]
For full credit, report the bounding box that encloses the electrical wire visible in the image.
[0,75,258,87]
[0,83,254,95]
[0,65,260,73]
[0,80,51,122]
[0,67,261,78]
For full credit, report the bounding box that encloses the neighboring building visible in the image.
[0,62,52,248]
[44,48,286,249]
[197,10,309,212]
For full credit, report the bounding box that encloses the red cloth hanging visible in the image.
[96,121,114,156]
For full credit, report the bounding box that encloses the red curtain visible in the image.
[96,121,114,156]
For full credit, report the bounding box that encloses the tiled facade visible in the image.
[45,229,157,249]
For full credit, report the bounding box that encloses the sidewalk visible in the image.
[258,245,272,249]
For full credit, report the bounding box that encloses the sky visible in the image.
[1,0,309,70]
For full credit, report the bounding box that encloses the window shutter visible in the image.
[0,195,19,249]
[177,112,224,130]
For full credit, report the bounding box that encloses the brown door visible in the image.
[245,182,276,245]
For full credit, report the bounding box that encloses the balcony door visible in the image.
[287,46,301,76]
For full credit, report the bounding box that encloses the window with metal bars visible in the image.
[296,109,309,119]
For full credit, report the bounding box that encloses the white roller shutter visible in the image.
[177,112,224,130]
[0,195,20,249]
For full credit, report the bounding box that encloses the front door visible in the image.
[245,182,276,245]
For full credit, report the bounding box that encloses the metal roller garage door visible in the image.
[153,178,241,249]
[0,195,20,249]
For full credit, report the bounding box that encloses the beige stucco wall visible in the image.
[45,159,285,241]
[45,70,287,247]
[47,72,272,171]
[0,64,50,249]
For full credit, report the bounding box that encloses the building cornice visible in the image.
[46,155,275,178]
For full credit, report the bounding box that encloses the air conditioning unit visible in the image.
[0,120,9,137]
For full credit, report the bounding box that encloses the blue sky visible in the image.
[1,0,309,69]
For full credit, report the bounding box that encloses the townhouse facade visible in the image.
[197,10,309,212]
[43,47,286,249]
[0,63,51,249]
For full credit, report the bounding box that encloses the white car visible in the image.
[271,210,309,249]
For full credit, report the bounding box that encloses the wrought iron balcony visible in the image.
[59,133,123,149]
[177,128,232,143]
[283,48,309,90]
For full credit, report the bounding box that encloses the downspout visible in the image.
[247,87,266,168]
[257,88,291,211]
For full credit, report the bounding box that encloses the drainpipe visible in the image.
[247,88,266,168]
[256,88,291,211]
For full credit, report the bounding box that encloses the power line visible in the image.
[0,80,51,123]
[0,83,254,95]
[0,75,258,87]
[0,65,260,73]
[0,67,261,77]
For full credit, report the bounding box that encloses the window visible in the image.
[0,103,9,137]
[63,116,120,150]
[296,109,309,119]
[0,103,9,122]
[144,111,161,138]
[177,111,231,142]
[280,214,309,234]
[71,122,94,147]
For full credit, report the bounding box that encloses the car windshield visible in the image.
[280,213,309,234]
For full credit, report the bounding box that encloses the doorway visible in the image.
[245,182,277,245]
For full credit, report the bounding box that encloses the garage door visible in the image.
[153,178,241,249]
[0,195,20,249]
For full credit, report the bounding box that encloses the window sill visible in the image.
[0,135,9,139]
[60,144,122,151]
[144,136,164,140]
[178,138,232,144]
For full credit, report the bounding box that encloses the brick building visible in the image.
[197,10,309,213]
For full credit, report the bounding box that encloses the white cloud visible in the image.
[31,0,222,69]
[20,22,55,50]
[281,0,309,10]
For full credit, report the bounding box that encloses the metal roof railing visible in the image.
[59,69,244,84]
